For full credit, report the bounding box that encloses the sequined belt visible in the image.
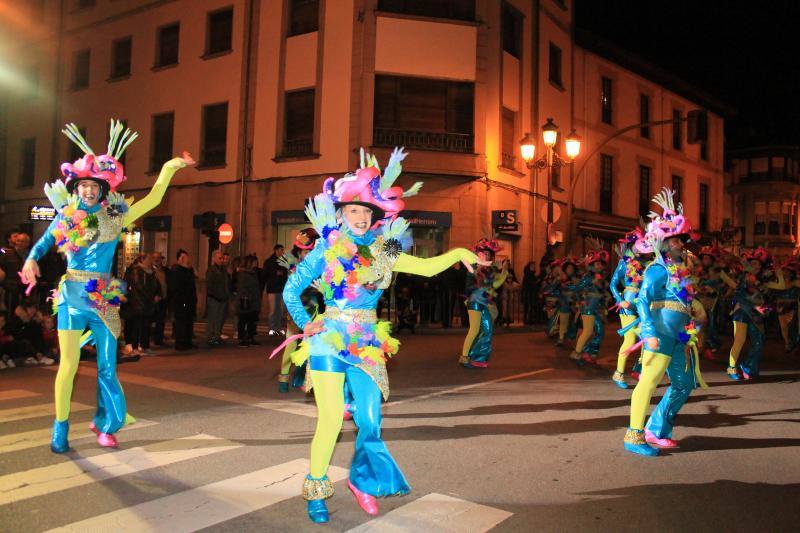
[323,308,378,323]
[65,269,110,283]
[650,300,691,316]
[624,287,640,293]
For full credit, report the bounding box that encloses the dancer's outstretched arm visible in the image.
[283,243,326,330]
[392,248,484,277]
[124,152,195,226]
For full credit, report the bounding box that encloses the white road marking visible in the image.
[43,365,317,417]
[0,402,92,424]
[0,434,240,506]
[0,389,41,401]
[346,493,513,532]
[0,419,158,455]
[387,368,554,407]
[47,459,349,532]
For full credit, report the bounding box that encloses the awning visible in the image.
[577,221,631,239]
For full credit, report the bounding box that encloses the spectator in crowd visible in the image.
[125,253,161,356]
[500,260,520,327]
[438,262,464,328]
[0,231,31,312]
[121,255,141,353]
[205,250,230,345]
[170,249,197,351]
[0,312,23,369]
[452,260,468,327]
[41,314,59,359]
[151,252,168,347]
[522,262,539,325]
[37,245,67,307]
[6,299,54,365]
[262,244,288,335]
[235,255,261,346]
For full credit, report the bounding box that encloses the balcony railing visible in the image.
[373,128,474,154]
[281,138,313,157]
[739,171,800,184]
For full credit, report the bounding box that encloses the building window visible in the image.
[672,109,682,150]
[283,89,315,157]
[288,0,319,36]
[72,49,90,89]
[206,7,233,56]
[784,203,792,235]
[502,2,523,59]
[601,76,613,124]
[373,75,474,153]
[110,37,132,79]
[377,0,475,21]
[201,102,228,167]
[548,42,562,88]
[155,23,180,68]
[699,183,709,232]
[768,202,780,235]
[700,141,708,161]
[501,107,516,169]
[639,165,651,218]
[754,201,766,236]
[639,94,650,138]
[672,174,682,204]
[150,112,174,172]
[599,154,613,213]
[66,126,86,162]
[74,0,95,10]
[19,138,36,188]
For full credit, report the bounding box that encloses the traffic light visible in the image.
[199,211,219,243]
[687,109,708,144]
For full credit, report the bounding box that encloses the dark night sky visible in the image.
[574,0,800,148]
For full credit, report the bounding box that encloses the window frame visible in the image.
[287,0,320,37]
[72,48,91,90]
[548,42,563,89]
[150,112,175,173]
[672,109,682,151]
[282,88,316,157]
[599,154,613,213]
[502,2,523,59]
[500,107,517,170]
[204,6,234,58]
[671,174,683,204]
[18,137,37,188]
[109,36,133,81]
[638,165,651,218]
[601,76,613,125]
[155,22,180,69]
[639,93,650,138]
[200,102,229,168]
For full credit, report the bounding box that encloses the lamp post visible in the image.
[520,118,581,251]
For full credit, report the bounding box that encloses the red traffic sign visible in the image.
[218,223,234,245]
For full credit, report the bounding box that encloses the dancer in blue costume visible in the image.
[551,257,580,347]
[719,247,785,380]
[695,245,725,360]
[609,228,651,388]
[776,259,800,353]
[282,148,486,523]
[21,121,193,453]
[459,238,508,368]
[623,188,708,456]
[568,242,610,367]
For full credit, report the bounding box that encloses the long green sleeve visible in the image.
[393,248,478,277]
[123,157,188,226]
[493,268,509,289]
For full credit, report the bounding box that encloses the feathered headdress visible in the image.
[473,238,502,254]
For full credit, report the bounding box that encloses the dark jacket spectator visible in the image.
[125,255,161,353]
[170,250,197,350]
[522,262,539,324]
[235,257,261,346]
[0,232,30,312]
[262,247,288,294]
[206,262,230,303]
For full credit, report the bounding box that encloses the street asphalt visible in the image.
[1,324,799,532]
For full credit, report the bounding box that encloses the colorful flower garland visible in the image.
[52,200,100,254]
[666,261,696,304]
[624,258,644,286]
[85,278,127,313]
[320,230,377,301]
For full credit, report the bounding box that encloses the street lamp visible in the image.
[519,119,581,251]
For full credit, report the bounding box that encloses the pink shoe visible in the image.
[89,422,100,436]
[581,353,597,365]
[348,480,379,516]
[645,429,678,448]
[343,403,353,421]
[702,349,715,362]
[470,361,489,368]
[97,432,118,448]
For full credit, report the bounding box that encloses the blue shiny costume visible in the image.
[28,202,127,434]
[610,258,639,318]
[730,278,767,378]
[635,260,699,439]
[284,230,410,498]
[570,271,608,356]
[464,266,503,363]
[697,272,724,350]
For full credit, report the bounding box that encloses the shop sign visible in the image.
[271,210,308,225]
[29,205,56,221]
[402,210,452,228]
[492,210,518,232]
[143,215,172,231]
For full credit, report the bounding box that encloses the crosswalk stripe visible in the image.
[0,434,240,506]
[0,419,159,455]
[346,493,513,533]
[46,459,349,532]
[0,389,41,401]
[0,402,92,424]
[43,365,317,418]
